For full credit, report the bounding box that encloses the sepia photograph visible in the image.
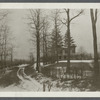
[0,3,100,97]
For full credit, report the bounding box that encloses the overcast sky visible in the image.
[7,9,100,60]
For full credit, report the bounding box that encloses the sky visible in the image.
[6,9,100,60]
[8,10,31,60]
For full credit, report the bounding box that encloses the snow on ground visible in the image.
[59,60,93,63]
[17,64,29,68]
[17,65,43,91]
[59,60,94,68]
[18,79,42,91]
[34,75,85,92]
[0,63,93,91]
[0,78,42,91]
[33,60,94,69]
[34,62,43,70]
[0,84,28,91]
[0,64,43,91]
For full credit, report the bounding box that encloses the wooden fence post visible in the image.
[72,69,74,79]
[81,68,83,79]
[43,82,46,92]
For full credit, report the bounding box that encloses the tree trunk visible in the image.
[1,54,3,66]
[36,30,40,72]
[43,31,45,65]
[11,48,13,66]
[66,9,71,73]
[55,18,58,63]
[4,41,7,68]
[45,40,48,64]
[36,12,40,73]
[90,9,99,83]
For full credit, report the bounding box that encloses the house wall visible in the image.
[58,46,76,60]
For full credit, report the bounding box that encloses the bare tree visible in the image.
[62,9,83,73]
[2,24,11,67]
[51,9,62,63]
[0,10,9,67]
[0,10,8,21]
[28,9,44,72]
[0,25,4,64]
[0,23,13,68]
[90,9,99,83]
[9,44,14,66]
[41,18,50,65]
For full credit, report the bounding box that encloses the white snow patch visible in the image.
[34,62,43,70]
[0,84,28,91]
[59,60,93,63]
[17,64,29,68]
[17,65,42,91]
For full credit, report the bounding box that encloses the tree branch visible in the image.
[90,9,95,24]
[70,10,83,22]
[95,9,97,23]
[64,9,69,14]
[59,19,67,26]
[0,11,8,21]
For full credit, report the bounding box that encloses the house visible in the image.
[58,44,76,60]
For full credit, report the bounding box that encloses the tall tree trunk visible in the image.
[36,12,40,73]
[1,54,2,66]
[4,37,7,68]
[43,30,45,65]
[90,9,99,83]
[66,9,71,73]
[63,9,83,73]
[56,35,58,63]
[45,41,48,64]
[55,18,58,63]
[11,48,13,66]
[36,31,40,72]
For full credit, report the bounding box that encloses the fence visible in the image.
[41,66,93,80]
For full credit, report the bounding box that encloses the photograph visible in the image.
[0,3,99,96]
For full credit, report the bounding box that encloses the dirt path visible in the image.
[17,65,42,91]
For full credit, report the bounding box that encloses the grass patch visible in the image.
[0,67,20,87]
[24,65,37,77]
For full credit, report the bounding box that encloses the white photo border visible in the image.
[0,3,99,97]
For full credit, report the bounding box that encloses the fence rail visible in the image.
[41,66,93,80]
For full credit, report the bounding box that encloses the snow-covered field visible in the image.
[17,64,43,91]
[33,60,94,70]
[17,64,29,68]
[59,60,93,63]
[0,63,95,92]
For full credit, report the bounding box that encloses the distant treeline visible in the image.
[0,59,30,69]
